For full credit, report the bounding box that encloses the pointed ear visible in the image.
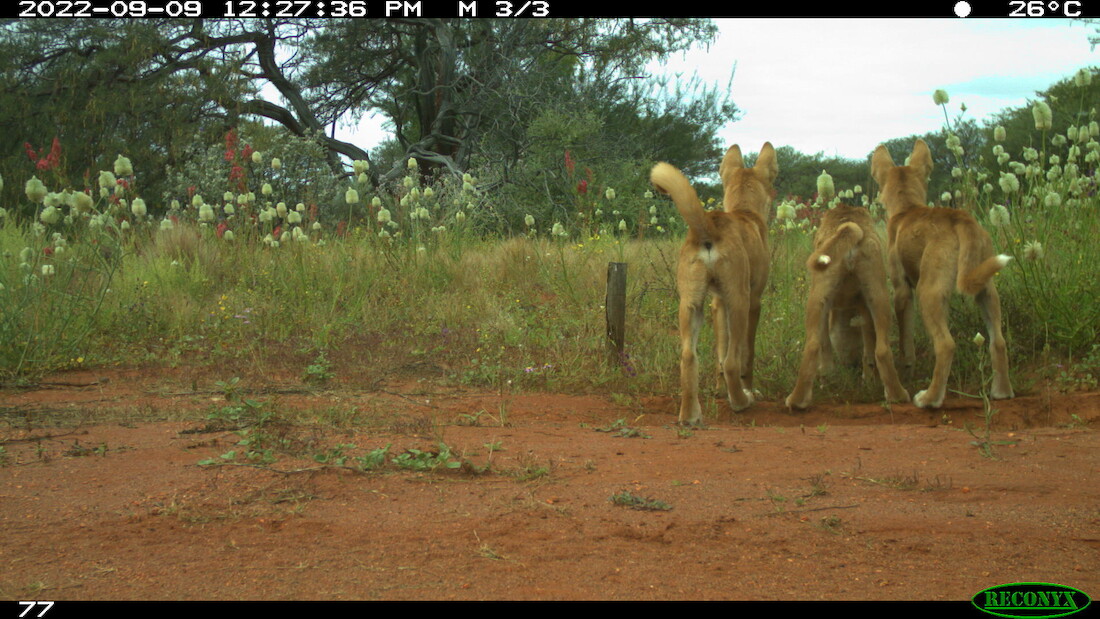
[910,139,933,179]
[719,145,744,184]
[870,144,894,187]
[754,142,778,183]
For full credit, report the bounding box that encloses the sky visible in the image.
[335,18,1098,162]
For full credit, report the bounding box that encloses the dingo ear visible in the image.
[870,144,894,187]
[909,139,933,179]
[754,142,778,183]
[720,145,744,186]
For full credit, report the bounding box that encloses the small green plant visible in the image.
[959,333,1017,459]
[595,418,650,438]
[313,443,355,466]
[214,377,242,401]
[303,350,335,385]
[356,444,391,471]
[457,410,486,426]
[609,491,672,511]
[392,443,462,471]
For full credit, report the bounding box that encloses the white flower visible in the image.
[933,89,949,105]
[251,151,263,164]
[224,230,235,241]
[776,202,796,221]
[262,183,273,196]
[1074,67,1092,87]
[377,208,391,224]
[159,218,174,231]
[353,159,369,175]
[1033,101,1053,130]
[39,205,60,225]
[551,222,566,237]
[1022,240,1044,261]
[972,332,986,347]
[525,214,535,227]
[98,171,116,192]
[192,194,204,207]
[988,204,1010,227]
[618,219,627,232]
[25,176,48,203]
[271,157,282,170]
[199,204,215,222]
[131,198,147,218]
[114,154,133,177]
[41,264,55,277]
[606,188,616,201]
[407,157,418,170]
[346,188,359,204]
[816,170,835,202]
[998,172,1020,194]
[994,126,1006,142]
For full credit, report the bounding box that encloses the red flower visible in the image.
[564,150,575,176]
[216,222,229,238]
[224,129,239,162]
[27,137,61,171]
[241,144,253,161]
[336,220,347,238]
[43,247,53,256]
[577,180,588,195]
[229,164,246,192]
[272,225,282,239]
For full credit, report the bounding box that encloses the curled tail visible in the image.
[957,222,1011,295]
[959,254,1011,295]
[650,162,713,241]
[808,222,864,271]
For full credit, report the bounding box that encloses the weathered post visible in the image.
[605,262,627,362]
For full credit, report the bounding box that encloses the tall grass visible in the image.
[1,89,1097,403]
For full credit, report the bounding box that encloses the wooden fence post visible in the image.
[605,262,627,362]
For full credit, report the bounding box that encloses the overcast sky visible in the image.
[660,18,1098,160]
[335,18,1098,162]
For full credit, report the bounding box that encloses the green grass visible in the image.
[1,111,1097,406]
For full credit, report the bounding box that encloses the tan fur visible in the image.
[650,142,777,424]
[871,139,1014,409]
[785,205,910,409]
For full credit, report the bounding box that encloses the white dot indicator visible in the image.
[954,1,972,16]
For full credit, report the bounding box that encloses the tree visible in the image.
[0,18,726,217]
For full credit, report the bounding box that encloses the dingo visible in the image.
[871,139,1013,408]
[650,143,777,423]
[785,204,910,409]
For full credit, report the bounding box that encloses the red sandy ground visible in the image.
[0,367,1097,602]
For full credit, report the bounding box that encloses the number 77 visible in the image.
[18,602,54,618]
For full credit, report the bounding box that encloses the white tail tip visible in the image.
[996,254,1012,267]
[817,255,831,266]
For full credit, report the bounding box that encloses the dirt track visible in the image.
[1,370,1098,601]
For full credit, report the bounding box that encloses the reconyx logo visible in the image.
[973,583,1091,618]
